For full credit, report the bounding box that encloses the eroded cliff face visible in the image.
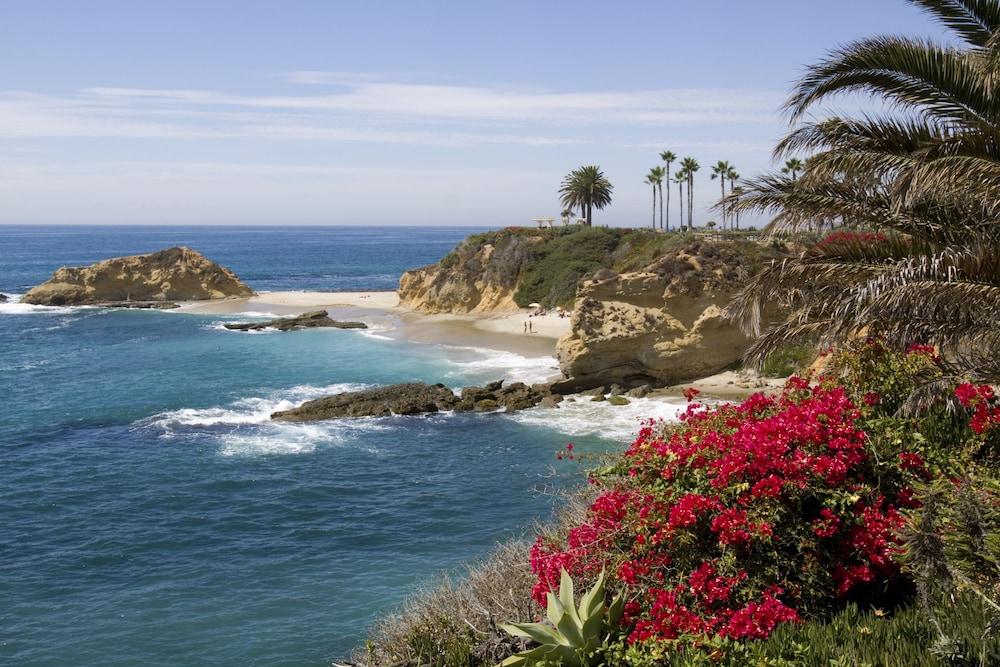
[23,246,254,306]
[554,243,777,390]
[398,232,544,313]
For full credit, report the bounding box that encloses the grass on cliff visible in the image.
[430,226,788,310]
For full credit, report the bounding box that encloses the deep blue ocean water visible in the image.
[0,226,677,666]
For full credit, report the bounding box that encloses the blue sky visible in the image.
[0,0,948,225]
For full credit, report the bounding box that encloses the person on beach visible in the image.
[523,322,528,334]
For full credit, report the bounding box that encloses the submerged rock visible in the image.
[22,246,254,306]
[272,383,460,421]
[100,301,180,310]
[224,310,366,332]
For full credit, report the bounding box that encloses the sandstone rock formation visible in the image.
[23,246,254,306]
[555,242,781,391]
[271,380,555,422]
[398,233,539,313]
[224,310,366,332]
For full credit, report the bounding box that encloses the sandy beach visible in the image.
[177,290,572,359]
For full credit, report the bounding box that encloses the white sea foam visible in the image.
[135,382,383,456]
[442,345,559,385]
[358,330,394,341]
[0,294,81,315]
[138,383,372,431]
[509,396,687,441]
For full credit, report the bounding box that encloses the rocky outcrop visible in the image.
[398,232,544,313]
[271,380,555,422]
[555,241,783,390]
[0,293,8,302]
[272,383,460,421]
[224,310,366,332]
[22,246,254,306]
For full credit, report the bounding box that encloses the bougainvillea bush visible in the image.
[529,341,992,662]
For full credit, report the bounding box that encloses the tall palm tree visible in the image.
[653,166,667,231]
[644,169,659,229]
[725,0,1000,384]
[660,151,677,230]
[559,165,614,227]
[781,158,805,180]
[681,157,700,228]
[674,169,687,230]
[711,160,732,229]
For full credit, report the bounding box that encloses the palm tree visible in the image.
[561,208,575,225]
[725,0,1000,385]
[559,165,614,227]
[652,166,666,231]
[781,158,805,180]
[711,160,732,229]
[660,151,677,230]
[644,169,659,229]
[674,169,687,231]
[681,157,700,228]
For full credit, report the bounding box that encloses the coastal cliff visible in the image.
[23,246,254,306]
[554,239,779,390]
[399,226,786,388]
[398,226,686,314]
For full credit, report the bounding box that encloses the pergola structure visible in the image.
[532,217,556,228]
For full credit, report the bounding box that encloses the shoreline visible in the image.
[175,290,782,400]
[176,290,571,359]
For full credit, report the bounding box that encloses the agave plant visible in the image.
[498,570,624,667]
[723,0,1000,387]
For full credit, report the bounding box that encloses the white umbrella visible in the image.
[528,302,542,308]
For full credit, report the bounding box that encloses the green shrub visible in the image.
[644,597,1000,667]
[761,343,815,377]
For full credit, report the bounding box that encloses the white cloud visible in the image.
[81,81,782,125]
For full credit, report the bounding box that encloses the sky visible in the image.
[0,0,950,226]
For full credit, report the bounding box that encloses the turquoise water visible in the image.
[0,227,675,666]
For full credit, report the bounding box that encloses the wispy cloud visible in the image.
[82,80,782,125]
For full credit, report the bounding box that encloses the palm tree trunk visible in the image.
[651,184,656,229]
[678,181,684,230]
[688,174,694,228]
[665,171,671,231]
[586,200,592,227]
[719,176,726,231]
[658,183,664,231]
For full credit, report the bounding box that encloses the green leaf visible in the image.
[577,570,606,622]
[500,622,563,645]
[559,569,576,614]
[607,593,625,627]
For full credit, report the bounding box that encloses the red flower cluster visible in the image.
[955,382,1000,434]
[530,377,930,649]
[816,230,888,251]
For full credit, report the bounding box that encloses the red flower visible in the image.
[683,387,702,402]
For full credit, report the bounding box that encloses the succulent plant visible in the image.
[498,569,624,667]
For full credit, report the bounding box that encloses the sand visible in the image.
[176,290,400,315]
[175,291,569,359]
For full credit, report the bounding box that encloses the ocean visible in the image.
[0,226,682,666]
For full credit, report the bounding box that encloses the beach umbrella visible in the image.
[528,302,541,308]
